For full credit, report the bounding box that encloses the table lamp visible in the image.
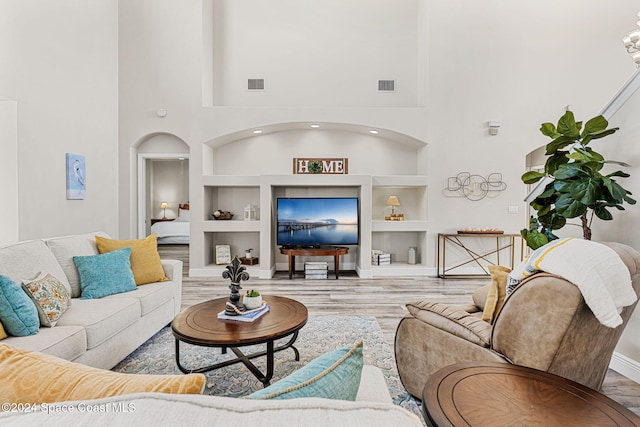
[386,195,400,215]
[160,202,169,219]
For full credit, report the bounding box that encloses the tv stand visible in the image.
[280,246,349,279]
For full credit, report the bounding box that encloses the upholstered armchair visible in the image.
[394,242,640,399]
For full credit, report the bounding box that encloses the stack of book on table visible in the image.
[305,261,328,279]
[371,250,391,265]
[217,303,270,322]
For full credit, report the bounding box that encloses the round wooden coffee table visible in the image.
[423,362,640,427]
[171,295,308,386]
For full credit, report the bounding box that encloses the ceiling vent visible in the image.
[378,80,395,92]
[248,79,265,90]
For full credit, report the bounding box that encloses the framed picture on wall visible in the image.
[66,153,86,200]
[215,245,231,264]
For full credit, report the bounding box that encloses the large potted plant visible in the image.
[521,111,636,249]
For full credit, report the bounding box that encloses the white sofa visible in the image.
[0,232,181,369]
[0,365,423,426]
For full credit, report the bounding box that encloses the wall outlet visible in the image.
[508,205,519,214]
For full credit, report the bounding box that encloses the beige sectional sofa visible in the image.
[0,232,181,369]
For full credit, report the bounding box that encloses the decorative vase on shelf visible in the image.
[408,247,416,265]
[243,204,257,221]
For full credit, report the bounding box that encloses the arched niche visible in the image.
[202,121,428,176]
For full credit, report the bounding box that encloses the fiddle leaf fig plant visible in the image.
[521,111,636,250]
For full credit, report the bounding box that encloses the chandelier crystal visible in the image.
[623,12,640,66]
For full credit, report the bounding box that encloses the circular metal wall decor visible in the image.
[445,172,507,201]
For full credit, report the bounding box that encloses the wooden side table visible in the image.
[423,362,640,427]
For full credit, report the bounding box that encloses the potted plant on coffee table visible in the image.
[243,289,262,310]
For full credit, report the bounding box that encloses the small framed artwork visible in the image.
[66,153,86,200]
[215,245,232,264]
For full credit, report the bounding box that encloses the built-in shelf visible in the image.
[203,220,260,232]
[372,220,428,232]
[195,165,428,278]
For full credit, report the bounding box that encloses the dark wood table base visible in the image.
[174,331,300,386]
[423,362,640,427]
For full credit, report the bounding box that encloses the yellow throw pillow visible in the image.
[482,265,512,324]
[95,234,168,285]
[0,322,6,340]
[0,344,205,404]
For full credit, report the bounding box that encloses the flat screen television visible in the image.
[277,197,359,247]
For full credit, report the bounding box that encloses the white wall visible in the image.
[210,0,420,107]
[0,99,19,244]
[424,1,637,264]
[0,0,119,240]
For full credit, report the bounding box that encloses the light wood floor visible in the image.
[160,245,640,415]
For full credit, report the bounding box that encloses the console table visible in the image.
[280,246,349,279]
[437,233,522,279]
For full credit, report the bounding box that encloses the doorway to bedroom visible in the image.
[137,154,190,241]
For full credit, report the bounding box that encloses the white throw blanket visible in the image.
[509,238,637,328]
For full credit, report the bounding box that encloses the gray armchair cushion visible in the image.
[406,301,492,347]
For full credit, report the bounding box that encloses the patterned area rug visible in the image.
[112,315,422,421]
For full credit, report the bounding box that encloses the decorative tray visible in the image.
[457,229,504,234]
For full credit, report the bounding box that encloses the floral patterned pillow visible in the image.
[22,273,71,327]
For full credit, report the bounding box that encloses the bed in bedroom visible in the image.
[151,203,190,244]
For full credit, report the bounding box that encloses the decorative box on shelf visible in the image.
[305,261,328,279]
[239,257,259,265]
[384,213,405,221]
[371,250,391,265]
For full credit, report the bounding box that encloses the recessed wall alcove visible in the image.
[190,122,429,279]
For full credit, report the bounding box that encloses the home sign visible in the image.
[293,158,349,175]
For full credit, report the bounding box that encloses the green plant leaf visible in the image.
[594,206,613,220]
[555,193,587,218]
[606,170,630,178]
[545,152,570,175]
[553,164,586,180]
[553,180,572,193]
[540,122,559,138]
[545,135,577,154]
[557,111,580,138]
[521,229,549,250]
[581,115,608,136]
[604,178,628,202]
[624,194,637,205]
[538,211,566,229]
[569,179,600,205]
[521,171,545,184]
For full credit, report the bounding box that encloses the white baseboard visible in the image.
[609,351,640,384]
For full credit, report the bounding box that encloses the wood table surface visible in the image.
[172,295,308,346]
[423,362,640,427]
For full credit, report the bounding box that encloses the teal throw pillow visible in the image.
[0,275,39,336]
[74,248,137,299]
[247,339,364,400]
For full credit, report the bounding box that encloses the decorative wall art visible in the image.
[65,153,86,200]
[444,172,506,201]
[293,158,348,174]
